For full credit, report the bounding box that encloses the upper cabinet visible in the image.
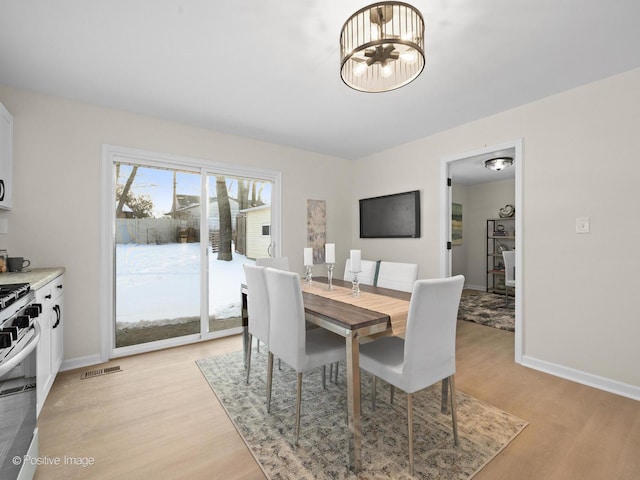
[0,101,13,210]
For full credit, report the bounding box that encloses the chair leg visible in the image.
[371,375,377,409]
[334,361,339,383]
[245,334,253,384]
[407,392,414,476]
[449,375,459,447]
[256,339,260,353]
[322,365,326,389]
[390,384,395,404]
[294,372,303,446]
[266,352,274,413]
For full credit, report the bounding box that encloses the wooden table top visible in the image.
[303,278,410,331]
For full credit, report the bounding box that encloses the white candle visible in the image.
[325,243,335,264]
[304,248,313,266]
[350,249,361,272]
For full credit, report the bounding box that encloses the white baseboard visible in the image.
[522,355,640,401]
[464,284,485,291]
[61,354,104,372]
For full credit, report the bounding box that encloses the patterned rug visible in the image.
[458,292,515,332]
[196,349,527,480]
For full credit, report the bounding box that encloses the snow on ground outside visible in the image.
[116,243,254,325]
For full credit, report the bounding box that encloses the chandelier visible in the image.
[340,2,425,93]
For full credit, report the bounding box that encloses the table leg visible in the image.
[345,331,362,472]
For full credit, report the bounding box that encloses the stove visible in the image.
[0,284,37,362]
[0,282,39,480]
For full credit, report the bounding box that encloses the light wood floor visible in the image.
[35,321,640,479]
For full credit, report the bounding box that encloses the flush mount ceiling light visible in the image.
[340,2,425,93]
[484,157,514,171]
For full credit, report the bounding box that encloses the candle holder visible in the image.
[304,265,313,285]
[326,263,335,290]
[351,271,361,296]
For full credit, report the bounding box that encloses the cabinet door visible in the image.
[0,102,13,210]
[36,287,52,417]
[51,278,64,373]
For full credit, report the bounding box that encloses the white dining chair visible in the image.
[359,275,465,475]
[256,256,290,271]
[376,261,418,292]
[502,250,515,305]
[343,258,377,286]
[263,267,346,446]
[242,264,270,385]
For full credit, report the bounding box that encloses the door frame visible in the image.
[100,144,281,361]
[439,139,523,363]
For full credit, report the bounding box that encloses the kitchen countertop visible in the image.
[0,267,65,290]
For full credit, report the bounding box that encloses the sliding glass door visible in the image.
[105,147,279,356]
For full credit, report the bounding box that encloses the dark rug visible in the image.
[196,349,527,480]
[458,292,515,332]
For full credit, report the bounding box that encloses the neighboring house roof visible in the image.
[240,204,270,213]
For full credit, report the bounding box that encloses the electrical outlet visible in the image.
[576,217,590,234]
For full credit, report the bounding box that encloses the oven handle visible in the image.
[0,319,41,378]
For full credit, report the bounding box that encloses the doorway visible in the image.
[440,139,523,363]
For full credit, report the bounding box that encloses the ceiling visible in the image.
[1,0,639,166]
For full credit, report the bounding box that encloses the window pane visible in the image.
[206,174,273,330]
[115,164,201,347]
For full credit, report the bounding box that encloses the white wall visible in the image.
[352,68,640,394]
[0,85,353,364]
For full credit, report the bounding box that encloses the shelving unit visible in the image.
[486,217,515,294]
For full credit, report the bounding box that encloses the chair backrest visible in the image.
[243,264,270,344]
[263,268,306,371]
[255,256,290,271]
[343,258,377,285]
[502,251,515,282]
[403,275,465,392]
[376,261,418,292]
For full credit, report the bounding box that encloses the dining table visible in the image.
[240,276,450,472]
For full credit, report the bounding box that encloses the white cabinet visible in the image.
[0,101,13,210]
[36,274,64,416]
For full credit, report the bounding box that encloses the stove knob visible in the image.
[0,332,12,348]
[25,305,41,318]
[2,327,18,340]
[13,315,30,328]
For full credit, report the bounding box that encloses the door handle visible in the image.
[0,179,4,201]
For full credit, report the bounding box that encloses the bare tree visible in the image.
[116,165,138,218]
[216,176,233,261]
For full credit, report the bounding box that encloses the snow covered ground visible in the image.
[115,243,254,326]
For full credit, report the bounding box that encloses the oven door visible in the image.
[0,319,40,480]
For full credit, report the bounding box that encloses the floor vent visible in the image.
[81,365,122,379]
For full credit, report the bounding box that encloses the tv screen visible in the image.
[359,190,421,238]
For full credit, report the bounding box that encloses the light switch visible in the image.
[0,219,7,234]
[576,217,590,234]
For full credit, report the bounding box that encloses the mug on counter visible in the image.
[7,257,30,272]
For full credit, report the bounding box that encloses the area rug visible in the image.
[196,349,527,480]
[458,292,515,332]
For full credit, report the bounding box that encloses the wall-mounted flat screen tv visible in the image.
[359,190,421,238]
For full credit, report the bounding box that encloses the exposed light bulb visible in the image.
[381,63,393,78]
[400,49,417,63]
[353,63,368,77]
